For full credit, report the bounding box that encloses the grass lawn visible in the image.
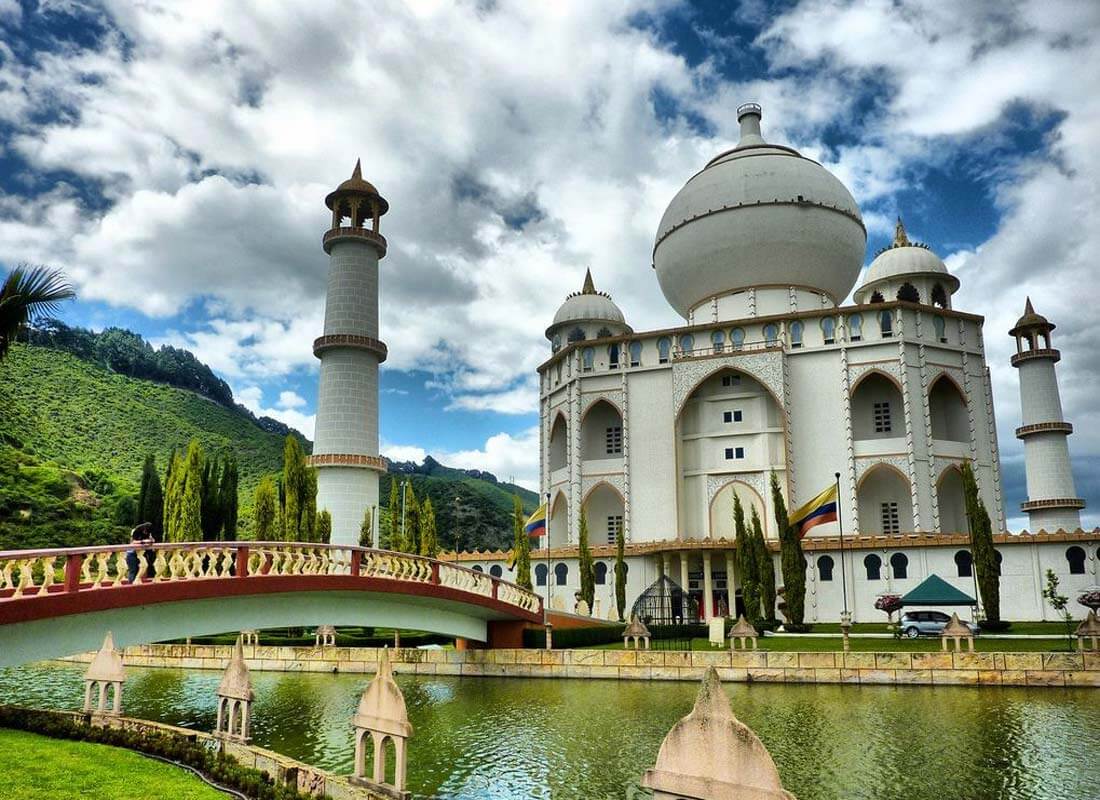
[0,729,227,800]
[807,620,1072,635]
[586,636,1079,652]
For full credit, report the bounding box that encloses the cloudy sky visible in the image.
[1,0,1096,527]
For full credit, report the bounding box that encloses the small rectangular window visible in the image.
[607,515,623,545]
[734,410,742,422]
[873,401,892,434]
[721,374,741,388]
[605,426,623,455]
[724,447,734,460]
[881,502,900,535]
[735,446,744,459]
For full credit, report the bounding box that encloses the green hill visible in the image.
[0,342,536,551]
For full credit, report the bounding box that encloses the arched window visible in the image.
[629,341,642,367]
[821,317,836,345]
[870,291,885,304]
[817,555,835,582]
[879,310,893,337]
[657,337,671,364]
[535,563,548,586]
[554,563,568,585]
[679,333,695,354]
[1066,546,1086,575]
[954,550,972,578]
[594,562,608,585]
[582,347,594,372]
[567,327,586,343]
[489,564,503,578]
[555,362,562,384]
[933,316,946,343]
[890,552,909,579]
[864,553,882,581]
[472,565,484,573]
[551,334,562,353]
[608,342,620,368]
[763,324,779,345]
[711,330,725,354]
[848,314,863,342]
[730,328,745,350]
[790,320,804,348]
[596,326,613,339]
[931,283,948,309]
[897,283,920,303]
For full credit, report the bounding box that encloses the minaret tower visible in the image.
[1010,298,1084,531]
[310,160,389,546]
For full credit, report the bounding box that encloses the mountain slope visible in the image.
[0,343,535,551]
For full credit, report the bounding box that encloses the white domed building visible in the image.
[463,105,1095,623]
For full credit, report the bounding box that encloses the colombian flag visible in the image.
[524,503,548,538]
[790,484,838,539]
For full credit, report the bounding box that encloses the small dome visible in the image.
[862,218,952,284]
[1009,297,1055,335]
[548,269,630,335]
[653,103,866,318]
[324,159,389,215]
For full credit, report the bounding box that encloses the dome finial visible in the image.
[351,158,362,180]
[735,102,765,148]
[894,216,910,247]
[581,267,596,294]
[1024,296,1035,315]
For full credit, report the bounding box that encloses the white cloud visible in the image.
[236,385,315,440]
[383,427,540,490]
[277,390,306,409]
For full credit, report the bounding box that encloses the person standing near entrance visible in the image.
[126,522,154,582]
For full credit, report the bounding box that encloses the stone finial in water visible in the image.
[623,615,651,650]
[215,636,254,742]
[351,648,413,797]
[941,612,975,652]
[728,614,759,651]
[84,631,125,716]
[315,625,337,647]
[643,667,796,800]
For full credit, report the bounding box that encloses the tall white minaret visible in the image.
[1010,298,1084,531]
[310,160,389,545]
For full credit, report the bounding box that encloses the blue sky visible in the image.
[1,0,1096,527]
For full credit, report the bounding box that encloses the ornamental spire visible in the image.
[894,216,910,247]
[581,267,596,294]
[351,158,362,181]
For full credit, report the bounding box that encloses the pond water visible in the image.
[1,663,1097,800]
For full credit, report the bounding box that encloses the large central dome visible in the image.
[653,104,866,319]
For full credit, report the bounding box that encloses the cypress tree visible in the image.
[282,436,305,540]
[254,476,277,540]
[200,455,222,541]
[772,472,806,625]
[734,493,759,621]
[403,483,420,554]
[168,439,204,543]
[751,506,776,624]
[419,497,438,557]
[962,461,1000,622]
[137,455,153,525]
[301,467,318,542]
[316,510,332,544]
[219,457,238,541]
[137,455,164,536]
[162,448,180,541]
[359,507,373,548]
[385,480,401,551]
[512,495,532,591]
[578,510,594,613]
[614,525,627,621]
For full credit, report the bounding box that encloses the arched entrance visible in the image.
[851,372,904,440]
[937,466,967,534]
[583,482,625,545]
[928,375,968,443]
[580,400,623,463]
[548,413,567,473]
[857,464,913,535]
[708,480,766,540]
[548,491,569,548]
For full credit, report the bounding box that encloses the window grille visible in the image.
[607,516,623,545]
[881,502,900,535]
[873,401,892,433]
[605,426,623,455]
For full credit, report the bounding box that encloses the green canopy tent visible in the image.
[900,574,976,606]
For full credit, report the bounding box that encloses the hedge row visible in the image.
[0,706,328,800]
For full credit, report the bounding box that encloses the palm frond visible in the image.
[0,264,76,359]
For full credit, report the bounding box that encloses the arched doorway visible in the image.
[857,465,913,535]
[937,466,967,534]
[708,480,766,540]
[583,482,625,545]
[548,413,567,473]
[851,372,904,441]
[676,367,785,541]
[929,375,968,443]
[548,491,569,548]
[580,400,623,463]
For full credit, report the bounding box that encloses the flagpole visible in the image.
[835,472,849,618]
[544,491,551,627]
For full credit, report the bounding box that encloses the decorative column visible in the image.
[351,649,413,799]
[679,554,691,621]
[702,552,714,622]
[215,636,253,743]
[83,632,124,718]
[311,160,390,545]
[725,551,737,618]
[1010,299,1085,531]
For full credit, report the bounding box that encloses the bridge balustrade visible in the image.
[0,542,542,618]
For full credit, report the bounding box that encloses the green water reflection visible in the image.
[1,663,1096,800]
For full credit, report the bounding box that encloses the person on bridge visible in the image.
[126,522,154,582]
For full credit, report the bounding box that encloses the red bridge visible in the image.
[0,542,543,667]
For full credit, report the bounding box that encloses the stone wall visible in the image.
[29,709,379,800]
[64,644,1099,688]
